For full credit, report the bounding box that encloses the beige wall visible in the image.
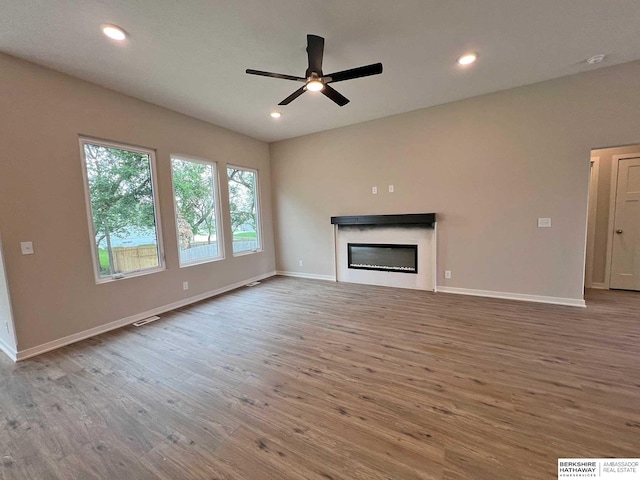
[0,53,275,352]
[590,144,640,285]
[270,61,640,302]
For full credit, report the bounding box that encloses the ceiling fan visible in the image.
[246,34,383,107]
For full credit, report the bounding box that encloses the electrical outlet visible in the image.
[183,281,189,291]
[444,270,452,279]
[372,186,378,195]
[388,184,394,193]
[298,260,304,267]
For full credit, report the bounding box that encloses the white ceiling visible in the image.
[2,1,640,142]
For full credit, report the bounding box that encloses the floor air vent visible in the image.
[132,316,160,327]
[245,281,261,287]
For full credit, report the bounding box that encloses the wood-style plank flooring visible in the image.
[1,277,639,479]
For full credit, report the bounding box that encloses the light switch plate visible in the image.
[538,218,552,228]
[20,241,34,255]
[388,184,394,193]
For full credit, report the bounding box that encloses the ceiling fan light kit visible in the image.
[306,76,325,92]
[246,34,383,107]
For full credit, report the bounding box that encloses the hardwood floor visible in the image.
[1,277,639,479]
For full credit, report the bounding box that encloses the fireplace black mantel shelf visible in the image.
[331,213,436,227]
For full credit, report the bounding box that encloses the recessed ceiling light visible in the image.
[457,53,478,66]
[270,111,281,119]
[101,24,127,41]
[587,54,606,65]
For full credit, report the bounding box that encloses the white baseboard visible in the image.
[587,282,608,290]
[276,271,336,282]
[15,271,276,362]
[435,286,586,308]
[0,336,17,362]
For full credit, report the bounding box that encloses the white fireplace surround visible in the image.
[335,224,436,291]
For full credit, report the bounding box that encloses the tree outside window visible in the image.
[227,167,261,254]
[171,156,222,265]
[81,139,162,280]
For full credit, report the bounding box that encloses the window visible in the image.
[171,155,223,266]
[80,138,164,282]
[227,166,261,254]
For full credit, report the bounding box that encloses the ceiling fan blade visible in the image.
[278,86,307,105]
[322,84,349,107]
[325,63,383,83]
[306,34,325,76]
[246,69,305,82]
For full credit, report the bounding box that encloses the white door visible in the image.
[610,157,640,290]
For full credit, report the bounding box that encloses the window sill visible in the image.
[95,266,166,284]
[232,248,263,258]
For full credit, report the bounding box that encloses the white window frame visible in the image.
[227,165,263,256]
[79,136,165,284]
[170,154,225,267]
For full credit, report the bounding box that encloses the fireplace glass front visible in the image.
[347,243,418,274]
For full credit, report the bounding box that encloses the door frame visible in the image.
[604,152,640,288]
[0,232,18,360]
[585,157,600,288]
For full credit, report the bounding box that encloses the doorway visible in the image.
[586,145,640,292]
